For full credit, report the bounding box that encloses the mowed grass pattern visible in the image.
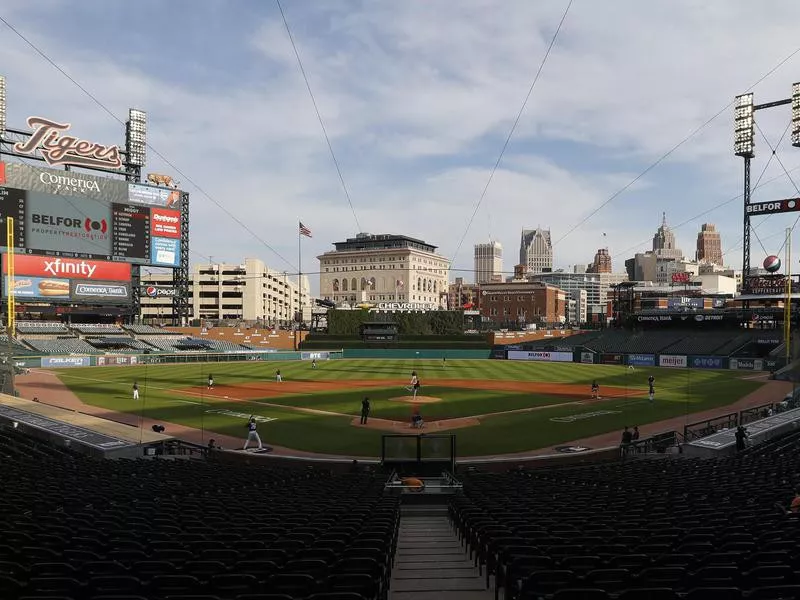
[55,359,763,456]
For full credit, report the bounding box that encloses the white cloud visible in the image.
[3,0,800,295]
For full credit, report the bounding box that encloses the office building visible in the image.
[519,227,553,275]
[474,241,503,284]
[479,280,566,326]
[318,233,449,308]
[696,223,723,265]
[588,248,612,273]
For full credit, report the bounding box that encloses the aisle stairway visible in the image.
[389,506,493,600]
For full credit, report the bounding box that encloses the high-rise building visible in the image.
[317,233,449,308]
[652,212,684,260]
[474,241,503,284]
[519,227,553,275]
[588,248,612,273]
[696,223,723,265]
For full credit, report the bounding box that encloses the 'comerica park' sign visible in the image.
[745,276,800,295]
[636,314,725,323]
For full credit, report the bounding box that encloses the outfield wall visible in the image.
[21,347,784,371]
[21,348,492,368]
[499,349,785,372]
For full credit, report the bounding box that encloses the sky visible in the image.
[3,0,800,295]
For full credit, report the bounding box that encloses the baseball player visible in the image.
[207,374,214,389]
[591,380,599,400]
[243,416,263,451]
[648,375,655,403]
[132,381,139,400]
[406,371,421,399]
[276,369,282,382]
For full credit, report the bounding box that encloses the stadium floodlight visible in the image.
[126,108,147,167]
[792,83,800,147]
[0,75,6,138]
[734,93,755,158]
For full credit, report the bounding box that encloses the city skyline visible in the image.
[4,2,800,299]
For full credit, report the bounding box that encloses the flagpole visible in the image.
[297,223,302,351]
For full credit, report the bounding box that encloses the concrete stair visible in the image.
[389,506,492,600]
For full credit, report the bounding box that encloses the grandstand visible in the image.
[0,427,400,600]
[451,430,800,599]
[71,324,127,335]
[23,337,101,355]
[517,328,779,358]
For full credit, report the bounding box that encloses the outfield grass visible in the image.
[54,359,764,457]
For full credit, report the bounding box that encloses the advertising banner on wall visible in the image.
[96,355,139,366]
[301,351,331,361]
[3,254,132,304]
[507,350,573,362]
[41,356,91,368]
[729,358,764,371]
[659,354,688,368]
[580,351,595,364]
[689,356,726,369]
[667,297,704,309]
[2,162,129,203]
[627,354,656,367]
[600,353,624,365]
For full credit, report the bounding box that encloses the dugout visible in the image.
[359,322,398,343]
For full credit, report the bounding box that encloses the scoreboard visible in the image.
[0,162,182,267]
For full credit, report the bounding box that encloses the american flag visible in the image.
[299,222,312,238]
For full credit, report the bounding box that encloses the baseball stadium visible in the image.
[5,11,800,600]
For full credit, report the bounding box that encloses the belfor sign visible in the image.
[14,116,122,170]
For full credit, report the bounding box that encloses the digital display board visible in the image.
[0,162,183,267]
[3,254,132,304]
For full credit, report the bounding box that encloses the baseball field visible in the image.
[49,358,766,457]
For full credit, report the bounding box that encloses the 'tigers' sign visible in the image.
[14,116,123,170]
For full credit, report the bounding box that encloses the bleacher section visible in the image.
[84,336,155,352]
[451,428,800,599]
[124,324,174,335]
[520,328,773,357]
[137,335,187,352]
[0,428,400,600]
[16,321,70,335]
[10,323,265,355]
[71,324,126,335]
[24,337,101,355]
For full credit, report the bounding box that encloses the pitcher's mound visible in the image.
[390,395,442,404]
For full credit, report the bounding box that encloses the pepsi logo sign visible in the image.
[143,286,176,298]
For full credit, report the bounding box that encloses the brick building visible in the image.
[479,281,566,326]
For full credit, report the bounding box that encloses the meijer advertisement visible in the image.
[659,354,688,368]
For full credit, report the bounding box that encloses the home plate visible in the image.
[390,395,442,404]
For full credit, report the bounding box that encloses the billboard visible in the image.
[3,254,131,304]
[689,356,726,369]
[659,354,687,368]
[96,355,138,366]
[729,358,764,371]
[628,354,656,367]
[507,350,573,362]
[667,297,704,309]
[41,356,91,368]
[0,162,184,268]
[600,353,624,365]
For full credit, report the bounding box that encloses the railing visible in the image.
[626,430,679,455]
[740,402,776,425]
[684,412,738,442]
